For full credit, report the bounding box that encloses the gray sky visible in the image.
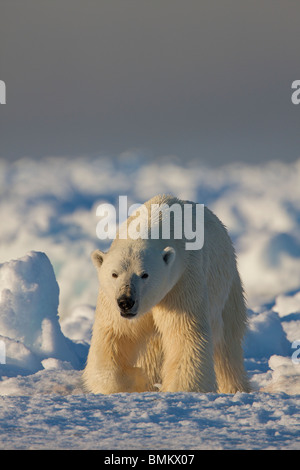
[0,0,300,165]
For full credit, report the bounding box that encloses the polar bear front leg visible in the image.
[86,365,149,394]
[83,325,150,394]
[156,312,217,393]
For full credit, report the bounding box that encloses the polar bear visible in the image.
[83,194,250,394]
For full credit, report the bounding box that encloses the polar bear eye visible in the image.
[112,272,118,279]
[141,273,149,279]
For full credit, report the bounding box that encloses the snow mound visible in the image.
[60,304,94,344]
[261,355,300,395]
[273,290,300,318]
[244,309,291,359]
[0,251,85,378]
[0,335,41,375]
[0,251,59,346]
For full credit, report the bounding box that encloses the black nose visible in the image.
[117,295,135,312]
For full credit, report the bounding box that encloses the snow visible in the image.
[0,251,85,375]
[0,392,298,450]
[0,155,300,449]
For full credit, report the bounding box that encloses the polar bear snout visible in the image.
[117,294,137,318]
[117,295,135,311]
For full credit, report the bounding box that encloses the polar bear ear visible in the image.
[162,246,176,266]
[91,249,106,268]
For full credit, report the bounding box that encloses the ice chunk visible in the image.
[273,290,300,317]
[60,304,94,343]
[0,251,81,370]
[261,355,300,394]
[244,309,291,359]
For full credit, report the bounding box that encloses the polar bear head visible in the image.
[91,239,183,319]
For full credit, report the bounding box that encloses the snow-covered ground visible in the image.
[0,155,299,450]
